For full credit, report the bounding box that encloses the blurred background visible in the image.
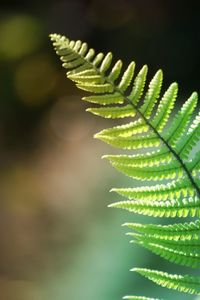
[0,1,200,299]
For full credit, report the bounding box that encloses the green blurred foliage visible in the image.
[0,1,199,299]
[0,15,43,60]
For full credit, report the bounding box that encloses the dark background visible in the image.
[0,1,200,299]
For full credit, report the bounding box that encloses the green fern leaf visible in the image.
[151,82,178,132]
[97,119,149,138]
[77,82,114,93]
[50,33,200,299]
[133,268,200,295]
[93,52,104,67]
[99,52,113,73]
[83,92,124,105]
[87,104,136,118]
[109,197,200,218]
[178,111,200,159]
[111,178,194,201]
[168,99,198,149]
[118,62,135,92]
[124,220,200,241]
[140,70,163,118]
[129,65,148,105]
[103,149,173,168]
[95,133,160,150]
[107,160,182,181]
[108,60,123,82]
[130,233,200,268]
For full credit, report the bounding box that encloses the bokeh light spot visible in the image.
[14,55,57,106]
[0,15,43,61]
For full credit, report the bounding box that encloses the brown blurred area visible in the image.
[0,1,200,299]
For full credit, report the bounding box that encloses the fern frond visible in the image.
[133,268,200,295]
[50,33,200,193]
[50,33,200,299]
